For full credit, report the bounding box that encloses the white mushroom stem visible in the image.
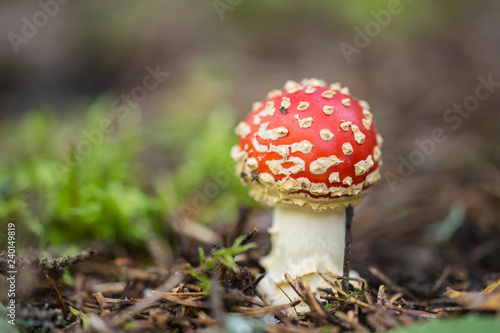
[259,204,355,310]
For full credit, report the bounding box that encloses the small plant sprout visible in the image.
[186,236,256,294]
[231,79,383,309]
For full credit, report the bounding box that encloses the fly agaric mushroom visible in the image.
[231,78,382,307]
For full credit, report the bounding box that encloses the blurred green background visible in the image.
[0,0,499,254]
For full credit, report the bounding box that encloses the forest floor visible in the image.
[2,175,500,333]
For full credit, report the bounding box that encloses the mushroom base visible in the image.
[259,205,357,312]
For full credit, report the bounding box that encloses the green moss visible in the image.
[0,99,252,250]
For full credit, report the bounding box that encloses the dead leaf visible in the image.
[482,279,500,295]
[444,280,500,311]
[443,288,467,299]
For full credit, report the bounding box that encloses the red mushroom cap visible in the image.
[231,79,383,211]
